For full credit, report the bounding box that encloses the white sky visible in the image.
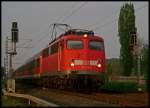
[1,1,149,69]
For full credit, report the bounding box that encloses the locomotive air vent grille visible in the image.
[74,60,83,65]
[90,60,98,65]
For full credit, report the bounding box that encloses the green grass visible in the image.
[100,81,142,93]
[1,95,29,107]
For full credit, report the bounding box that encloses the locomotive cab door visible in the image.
[58,41,63,72]
[39,55,43,74]
[58,42,61,72]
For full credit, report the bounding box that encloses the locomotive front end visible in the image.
[62,29,106,85]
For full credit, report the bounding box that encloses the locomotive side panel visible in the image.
[41,40,65,76]
[44,53,58,73]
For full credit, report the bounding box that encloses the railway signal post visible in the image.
[6,21,19,93]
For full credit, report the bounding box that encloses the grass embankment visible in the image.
[100,81,147,93]
[1,95,29,107]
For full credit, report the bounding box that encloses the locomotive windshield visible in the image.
[67,40,83,49]
[89,41,104,51]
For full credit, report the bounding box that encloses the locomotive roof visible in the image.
[48,29,94,44]
[64,29,94,35]
[48,29,103,45]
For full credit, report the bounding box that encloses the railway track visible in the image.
[15,83,148,107]
[15,85,116,107]
[46,88,148,107]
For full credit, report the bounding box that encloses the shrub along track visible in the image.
[15,84,148,107]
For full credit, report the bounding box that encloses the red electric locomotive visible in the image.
[14,24,106,90]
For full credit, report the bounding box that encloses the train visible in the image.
[13,24,106,90]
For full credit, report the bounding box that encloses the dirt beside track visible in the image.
[16,88,149,107]
[91,92,149,107]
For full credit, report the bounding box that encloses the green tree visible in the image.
[107,62,113,75]
[118,3,136,76]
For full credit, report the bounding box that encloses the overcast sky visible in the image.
[2,1,148,69]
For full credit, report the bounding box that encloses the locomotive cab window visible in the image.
[67,40,83,49]
[42,47,49,57]
[51,43,58,54]
[89,40,104,51]
[60,41,64,51]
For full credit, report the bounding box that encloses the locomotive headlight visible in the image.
[97,63,101,68]
[83,34,87,38]
[70,62,75,67]
[70,59,75,67]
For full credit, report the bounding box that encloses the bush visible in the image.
[2,96,27,107]
[100,81,139,93]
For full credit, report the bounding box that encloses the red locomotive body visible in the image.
[14,28,106,89]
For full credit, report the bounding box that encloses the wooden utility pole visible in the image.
[5,37,9,77]
[130,31,142,85]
